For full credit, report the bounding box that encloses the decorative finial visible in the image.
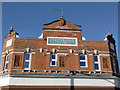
[105,30,112,38]
[9,27,14,34]
[11,27,13,30]
[108,30,112,36]
[108,30,110,34]
[61,16,63,18]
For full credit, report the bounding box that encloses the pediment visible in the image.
[43,18,81,30]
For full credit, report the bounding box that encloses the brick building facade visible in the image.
[0,17,120,90]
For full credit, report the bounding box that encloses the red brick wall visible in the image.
[43,30,82,40]
[3,31,17,52]
[1,19,119,76]
[43,18,81,30]
[1,37,114,76]
[13,38,109,51]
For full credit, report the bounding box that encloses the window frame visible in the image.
[23,53,31,70]
[14,55,21,67]
[113,57,116,74]
[4,54,9,71]
[59,56,66,68]
[110,42,115,50]
[79,54,88,68]
[93,55,101,71]
[50,53,57,67]
[102,57,109,68]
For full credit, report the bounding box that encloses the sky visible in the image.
[1,2,119,67]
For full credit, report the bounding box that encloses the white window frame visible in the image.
[93,55,101,71]
[50,54,57,67]
[23,53,31,70]
[79,54,88,68]
[47,37,78,46]
[4,54,9,71]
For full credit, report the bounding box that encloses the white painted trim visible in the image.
[85,55,88,67]
[46,53,50,54]
[38,33,43,39]
[97,55,101,71]
[57,53,68,55]
[98,51,110,53]
[0,76,10,87]
[2,49,12,54]
[75,53,78,55]
[31,52,35,54]
[44,29,81,32]
[1,48,111,55]
[69,49,73,53]
[40,48,43,52]
[8,49,14,52]
[2,55,6,57]
[52,48,56,53]
[0,76,119,87]
[57,49,69,52]
[26,48,30,52]
[89,54,93,55]
[0,68,114,74]
[2,52,35,56]
[82,49,86,54]
[9,52,24,54]
[75,50,110,53]
[47,37,78,46]
[94,50,98,54]
[74,50,82,52]
[28,53,32,70]
[99,54,110,56]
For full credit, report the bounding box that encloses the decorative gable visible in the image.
[43,17,81,30]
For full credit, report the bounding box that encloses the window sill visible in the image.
[50,66,57,67]
[79,66,88,68]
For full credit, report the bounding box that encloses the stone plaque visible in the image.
[47,37,77,46]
